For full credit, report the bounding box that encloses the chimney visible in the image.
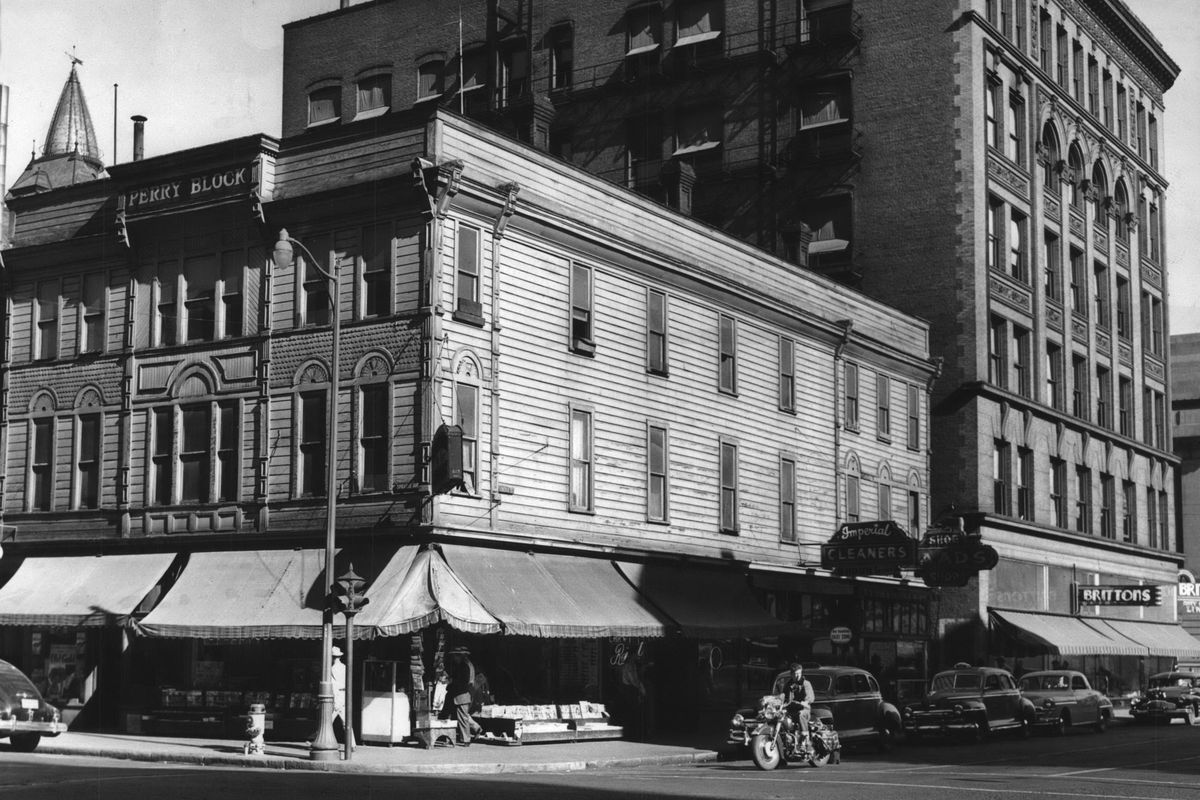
[131,115,147,161]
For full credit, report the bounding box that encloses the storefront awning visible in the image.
[356,545,502,638]
[1087,618,1200,660]
[990,609,1145,656]
[614,561,794,639]
[438,545,672,638]
[135,549,331,639]
[0,553,177,627]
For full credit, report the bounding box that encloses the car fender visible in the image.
[879,701,902,731]
[1018,697,1038,722]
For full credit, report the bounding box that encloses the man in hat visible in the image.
[445,646,483,746]
[330,645,348,744]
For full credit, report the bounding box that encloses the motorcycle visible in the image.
[747,695,841,771]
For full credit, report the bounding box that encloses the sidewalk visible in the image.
[31,731,728,774]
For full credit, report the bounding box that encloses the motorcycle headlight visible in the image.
[1043,698,1056,709]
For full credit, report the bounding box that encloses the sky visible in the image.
[1,0,1198,331]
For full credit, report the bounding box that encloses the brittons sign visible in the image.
[1077,585,1162,607]
[820,521,916,575]
[1180,578,1200,617]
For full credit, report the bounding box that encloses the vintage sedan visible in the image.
[1130,671,1200,725]
[901,665,1036,741]
[1017,670,1113,734]
[729,666,902,751]
[0,659,65,751]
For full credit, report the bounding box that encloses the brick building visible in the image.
[277,0,1200,682]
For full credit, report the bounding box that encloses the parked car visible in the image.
[728,665,902,752]
[0,659,65,751]
[901,664,1036,742]
[1017,670,1113,734]
[1130,671,1200,725]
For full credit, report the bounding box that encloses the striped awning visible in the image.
[990,609,1145,656]
[1088,618,1200,660]
[0,553,176,627]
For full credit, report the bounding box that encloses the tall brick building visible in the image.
[279,0,1197,680]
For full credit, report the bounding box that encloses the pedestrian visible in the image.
[330,644,353,747]
[443,646,483,746]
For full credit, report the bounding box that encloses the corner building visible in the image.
[0,71,937,737]
[279,0,1199,689]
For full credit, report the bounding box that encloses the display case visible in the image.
[360,659,411,745]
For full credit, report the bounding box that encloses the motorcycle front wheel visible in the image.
[750,733,782,770]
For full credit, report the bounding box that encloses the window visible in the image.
[1071,40,1083,103]
[154,262,179,344]
[1041,123,1060,190]
[1158,490,1169,550]
[987,195,1002,272]
[985,77,1001,151]
[1072,355,1088,420]
[1039,9,1053,73]
[718,314,737,394]
[719,439,738,532]
[1148,196,1161,263]
[675,0,722,49]
[299,391,327,497]
[1068,146,1084,210]
[1102,70,1113,129]
[779,336,796,412]
[878,481,892,521]
[799,195,852,273]
[221,251,244,338]
[417,59,444,101]
[907,384,920,450]
[217,402,238,502]
[801,80,850,130]
[779,456,796,542]
[497,45,530,107]
[1069,247,1086,314]
[183,255,216,342]
[570,407,594,512]
[846,471,860,523]
[1122,480,1136,542]
[989,316,1007,388]
[844,362,859,431]
[1050,457,1067,527]
[648,424,669,522]
[627,4,661,55]
[31,417,54,511]
[1006,91,1025,166]
[1135,102,1147,160]
[549,25,573,91]
[1138,194,1149,254]
[455,224,483,322]
[1008,209,1027,281]
[1146,486,1158,548]
[1091,163,1108,225]
[1099,472,1115,538]
[360,385,389,494]
[908,489,921,533]
[454,381,477,494]
[626,113,662,191]
[1046,343,1064,410]
[1117,83,1128,141]
[151,408,172,505]
[1075,465,1092,533]
[673,106,722,156]
[1097,366,1112,429]
[355,73,391,118]
[1013,325,1031,397]
[1044,231,1061,301]
[35,280,59,360]
[1017,446,1033,521]
[1143,386,1154,445]
[308,86,340,126]
[179,403,212,503]
[876,374,890,439]
[1153,391,1166,449]
[1148,113,1158,170]
[647,289,669,376]
[1087,56,1099,116]
[570,263,595,354]
[1148,293,1164,355]
[1114,182,1130,244]
[1116,276,1131,338]
[76,414,101,509]
[1055,26,1068,88]
[1094,261,1110,328]
[361,224,391,319]
[295,234,331,327]
[1119,377,1133,437]
[459,48,485,93]
[81,273,106,354]
[993,439,1011,515]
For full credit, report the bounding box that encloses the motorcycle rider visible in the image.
[772,662,814,749]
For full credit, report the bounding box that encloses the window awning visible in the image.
[135,549,344,639]
[614,561,794,639]
[0,553,177,627]
[989,609,1145,656]
[355,545,501,638]
[1087,618,1200,660]
[437,545,672,638]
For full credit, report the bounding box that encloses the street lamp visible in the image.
[273,228,341,762]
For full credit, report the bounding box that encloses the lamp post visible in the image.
[273,228,341,762]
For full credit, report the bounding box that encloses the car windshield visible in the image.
[931,672,979,691]
[1148,675,1194,689]
[1020,674,1069,691]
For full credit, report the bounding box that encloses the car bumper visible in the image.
[903,715,979,736]
[2,719,65,737]
[1130,703,1185,720]
[1030,708,1067,726]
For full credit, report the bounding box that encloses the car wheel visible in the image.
[971,720,988,743]
[877,724,896,753]
[1053,711,1070,736]
[8,734,40,753]
[1018,717,1032,739]
[1093,711,1108,733]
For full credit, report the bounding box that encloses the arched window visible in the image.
[1068,144,1084,210]
[1091,162,1108,224]
[1041,122,1060,189]
[1113,180,1130,243]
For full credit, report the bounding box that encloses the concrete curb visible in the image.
[33,742,723,774]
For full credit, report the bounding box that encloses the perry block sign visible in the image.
[1076,584,1163,607]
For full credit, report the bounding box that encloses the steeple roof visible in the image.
[6,61,106,199]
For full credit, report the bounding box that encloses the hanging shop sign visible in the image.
[829,626,853,645]
[820,520,916,575]
[914,525,999,588]
[1076,584,1162,607]
[1180,574,1200,618]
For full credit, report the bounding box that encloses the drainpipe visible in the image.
[489,183,520,526]
[833,320,854,524]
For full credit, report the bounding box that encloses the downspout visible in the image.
[925,356,944,532]
[489,182,520,527]
[0,252,9,531]
[833,320,854,524]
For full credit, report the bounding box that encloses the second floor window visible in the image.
[907,384,920,450]
[1017,446,1033,521]
[570,407,594,512]
[31,417,54,511]
[647,289,668,375]
[720,439,738,533]
[718,314,737,394]
[648,424,669,522]
[1122,480,1136,543]
[1147,486,1159,548]
[360,385,390,494]
[876,374,890,439]
[993,440,1011,515]
[1099,472,1115,539]
[455,224,483,322]
[571,264,595,354]
[844,362,859,431]
[454,382,478,495]
[299,391,327,498]
[1050,457,1067,527]
[779,337,796,412]
[780,456,796,543]
[1075,465,1092,533]
[77,414,101,510]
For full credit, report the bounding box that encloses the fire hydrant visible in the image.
[244,703,266,756]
